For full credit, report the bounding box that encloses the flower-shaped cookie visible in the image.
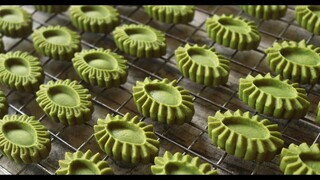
[113,24,166,58]
[151,151,218,175]
[241,5,287,20]
[0,114,51,164]
[94,113,160,165]
[205,14,261,51]
[56,150,113,175]
[0,51,44,92]
[296,6,320,35]
[144,5,195,24]
[32,25,81,61]
[36,79,93,126]
[69,5,119,33]
[34,5,70,14]
[208,110,284,162]
[0,6,32,38]
[175,44,230,87]
[72,48,128,88]
[133,77,194,125]
[239,73,310,119]
[266,40,320,85]
[280,143,320,175]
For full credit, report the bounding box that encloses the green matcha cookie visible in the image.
[0,89,7,118]
[36,79,93,126]
[32,25,81,61]
[72,48,128,88]
[206,14,261,51]
[280,143,320,175]
[296,6,320,35]
[144,5,195,24]
[239,73,310,119]
[113,24,166,58]
[175,43,230,87]
[56,150,113,175]
[266,40,320,85]
[133,77,194,125]
[151,151,218,175]
[241,5,287,20]
[208,110,284,162]
[69,5,119,33]
[0,114,51,164]
[0,51,44,92]
[94,113,159,165]
[0,6,32,38]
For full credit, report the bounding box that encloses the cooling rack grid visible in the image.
[0,5,319,175]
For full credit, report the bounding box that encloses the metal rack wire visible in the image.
[0,5,319,175]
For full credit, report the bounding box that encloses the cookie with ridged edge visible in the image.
[36,79,93,126]
[295,6,320,35]
[151,151,218,175]
[280,143,320,175]
[0,89,7,119]
[208,110,284,162]
[0,6,32,38]
[132,77,194,125]
[72,48,128,88]
[266,40,320,85]
[94,113,160,165]
[240,5,287,20]
[0,51,44,92]
[205,14,261,51]
[34,5,70,14]
[174,43,230,87]
[69,5,119,33]
[0,37,4,53]
[239,73,310,119]
[0,114,51,164]
[113,24,166,58]
[144,5,195,24]
[32,25,81,61]
[56,150,113,175]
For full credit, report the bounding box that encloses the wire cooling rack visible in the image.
[0,5,320,175]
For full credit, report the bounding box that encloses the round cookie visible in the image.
[69,5,119,33]
[0,114,51,164]
[113,24,166,58]
[36,79,93,126]
[94,113,159,165]
[205,14,261,51]
[72,48,128,88]
[32,25,81,61]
